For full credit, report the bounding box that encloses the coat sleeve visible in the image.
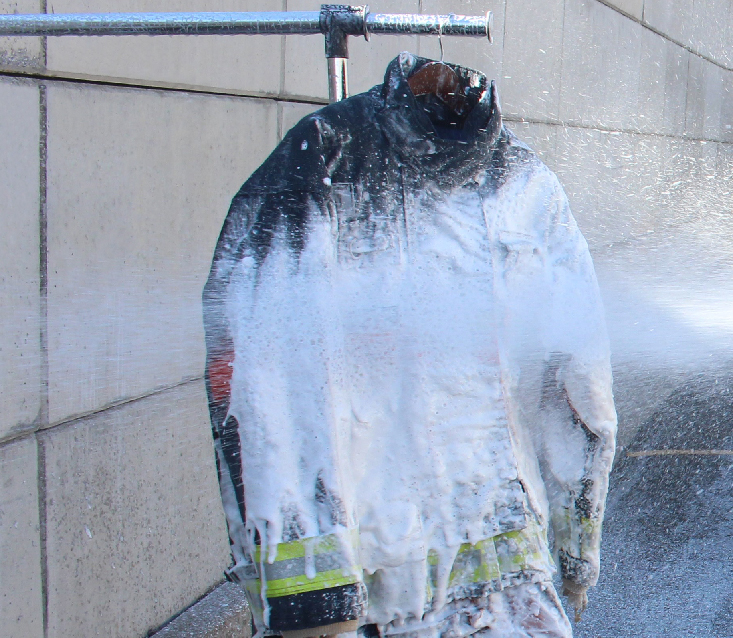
[539,176,617,589]
[203,112,368,635]
[202,111,339,539]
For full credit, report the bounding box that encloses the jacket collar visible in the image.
[376,52,503,188]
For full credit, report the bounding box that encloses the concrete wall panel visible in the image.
[718,65,733,143]
[0,1,43,71]
[47,0,284,95]
[506,120,557,166]
[644,0,733,69]
[603,0,643,19]
[552,126,674,250]
[685,55,724,141]
[658,38,690,138]
[282,26,328,101]
[690,0,724,65]
[0,436,43,638]
[280,100,319,139]
[643,0,696,50]
[560,0,643,130]
[636,28,689,137]
[43,380,230,638]
[46,82,277,424]
[0,78,40,441]
[559,1,699,137]
[502,0,564,121]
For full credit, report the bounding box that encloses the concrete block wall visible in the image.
[1,1,731,637]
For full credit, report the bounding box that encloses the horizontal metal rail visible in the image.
[0,12,321,36]
[0,11,491,39]
[0,7,493,102]
[368,12,490,38]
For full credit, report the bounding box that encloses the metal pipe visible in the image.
[328,57,348,103]
[0,8,493,104]
[367,12,492,40]
[0,11,492,40]
[0,12,323,36]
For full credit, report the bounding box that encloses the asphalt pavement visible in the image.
[574,372,733,637]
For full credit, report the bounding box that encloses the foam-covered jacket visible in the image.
[203,52,617,637]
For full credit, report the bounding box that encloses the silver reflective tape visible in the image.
[262,550,350,581]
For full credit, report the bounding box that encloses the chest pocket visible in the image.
[496,231,542,274]
[333,183,400,266]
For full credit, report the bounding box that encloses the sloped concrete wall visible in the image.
[1,2,731,637]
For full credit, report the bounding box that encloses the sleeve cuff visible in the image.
[558,549,596,586]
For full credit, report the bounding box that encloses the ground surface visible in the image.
[575,372,733,637]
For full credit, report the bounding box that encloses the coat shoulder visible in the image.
[481,126,570,241]
[494,126,561,193]
[240,89,382,196]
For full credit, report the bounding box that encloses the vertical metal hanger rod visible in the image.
[322,5,365,102]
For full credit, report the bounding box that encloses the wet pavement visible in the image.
[575,372,733,637]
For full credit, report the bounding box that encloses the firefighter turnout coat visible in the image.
[203,52,617,637]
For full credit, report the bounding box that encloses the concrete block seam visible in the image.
[0,73,719,147]
[502,114,733,146]
[41,375,206,432]
[39,80,47,429]
[0,68,330,106]
[0,376,208,447]
[36,431,48,638]
[558,0,569,137]
[594,0,733,73]
[38,78,48,638]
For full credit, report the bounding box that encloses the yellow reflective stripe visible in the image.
[448,540,502,586]
[244,524,552,603]
[442,521,548,588]
[556,508,600,561]
[244,529,362,599]
[475,541,501,582]
[251,568,361,598]
[581,517,599,536]
[253,529,359,563]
